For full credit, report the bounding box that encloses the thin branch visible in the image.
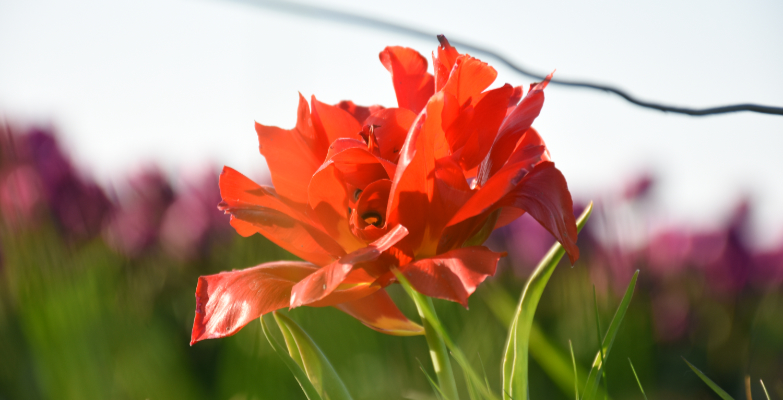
[229,0,783,117]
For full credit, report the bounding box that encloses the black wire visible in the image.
[230,0,783,117]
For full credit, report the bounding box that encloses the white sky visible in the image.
[1,0,782,247]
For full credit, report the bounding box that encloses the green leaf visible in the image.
[627,358,647,400]
[260,316,323,400]
[581,271,639,400]
[592,287,608,399]
[760,379,770,400]
[417,359,446,400]
[570,341,578,400]
[272,312,354,400]
[501,202,594,400]
[395,270,501,400]
[480,284,607,400]
[683,358,735,400]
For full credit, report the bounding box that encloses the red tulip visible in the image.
[191,37,578,345]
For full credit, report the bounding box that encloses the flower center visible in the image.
[361,212,383,227]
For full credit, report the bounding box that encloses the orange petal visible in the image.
[311,95,364,145]
[335,100,385,125]
[386,246,502,308]
[478,72,553,185]
[191,261,317,345]
[290,225,409,308]
[442,55,497,107]
[386,94,450,256]
[494,161,579,264]
[363,108,417,164]
[448,84,513,171]
[219,166,344,266]
[350,179,393,243]
[256,93,328,205]
[433,35,461,92]
[379,46,435,114]
[307,162,366,253]
[334,289,424,336]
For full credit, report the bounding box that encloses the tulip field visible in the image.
[1,31,782,400]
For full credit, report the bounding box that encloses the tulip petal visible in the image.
[363,108,417,164]
[449,84,513,171]
[391,246,502,307]
[311,95,365,145]
[442,55,497,107]
[335,100,385,125]
[290,225,409,308]
[494,161,579,264]
[433,35,461,92]
[309,144,396,252]
[334,290,424,336]
[256,93,328,205]
[387,94,451,255]
[379,46,435,114]
[478,73,552,184]
[219,166,344,266]
[191,261,317,345]
[350,179,393,243]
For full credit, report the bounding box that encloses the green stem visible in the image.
[412,291,460,400]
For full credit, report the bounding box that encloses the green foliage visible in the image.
[627,359,647,400]
[502,203,594,400]
[396,270,501,400]
[260,315,324,400]
[759,379,770,400]
[683,358,735,400]
[581,271,638,400]
[270,312,353,400]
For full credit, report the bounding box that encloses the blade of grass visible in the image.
[260,316,323,400]
[502,203,594,400]
[273,312,354,400]
[570,341,578,400]
[481,282,605,399]
[682,358,735,400]
[478,353,491,395]
[627,358,647,400]
[592,287,608,399]
[395,270,501,400]
[581,270,639,400]
[463,359,481,400]
[417,359,446,400]
[760,379,770,400]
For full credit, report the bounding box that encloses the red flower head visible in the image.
[190,36,579,345]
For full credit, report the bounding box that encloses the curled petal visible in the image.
[311,95,364,145]
[447,84,513,171]
[191,261,317,345]
[494,161,579,264]
[334,290,424,336]
[309,144,396,252]
[219,166,343,266]
[433,35,461,92]
[363,108,417,163]
[478,72,553,184]
[442,55,497,107]
[379,46,435,114]
[335,100,385,125]
[308,162,366,253]
[256,93,328,205]
[290,225,409,308]
[387,94,451,256]
[351,179,392,243]
[385,246,502,307]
